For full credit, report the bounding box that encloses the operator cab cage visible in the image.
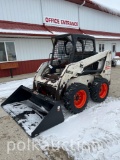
[50,34,96,64]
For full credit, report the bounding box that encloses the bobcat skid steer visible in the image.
[1,34,111,137]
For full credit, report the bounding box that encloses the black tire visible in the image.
[90,78,109,102]
[112,60,117,67]
[63,83,89,114]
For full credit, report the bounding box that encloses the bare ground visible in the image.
[109,66,120,98]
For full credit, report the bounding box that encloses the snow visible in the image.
[0,78,33,98]
[34,98,120,159]
[115,56,120,58]
[3,101,44,136]
[91,0,120,15]
[114,56,120,65]
[117,60,120,65]
[18,113,43,136]
[52,31,68,35]
[90,35,120,40]
[0,28,52,35]
[3,102,32,117]
[1,78,120,159]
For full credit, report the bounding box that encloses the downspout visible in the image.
[80,0,86,6]
[40,0,44,25]
[43,24,53,35]
[40,0,53,35]
[78,0,86,33]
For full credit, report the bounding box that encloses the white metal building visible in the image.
[0,0,120,77]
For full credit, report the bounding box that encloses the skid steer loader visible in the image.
[1,34,111,137]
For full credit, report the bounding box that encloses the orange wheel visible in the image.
[74,90,87,108]
[63,83,89,114]
[99,83,108,98]
[90,78,109,103]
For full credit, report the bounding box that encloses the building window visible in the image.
[112,44,116,52]
[0,42,16,62]
[99,44,104,52]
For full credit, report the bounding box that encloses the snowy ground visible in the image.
[117,60,120,65]
[35,98,120,160]
[0,74,120,160]
[0,78,33,99]
[114,57,120,66]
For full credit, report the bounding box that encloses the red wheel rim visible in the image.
[99,83,108,98]
[74,90,87,109]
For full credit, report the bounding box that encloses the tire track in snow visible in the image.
[73,128,120,156]
[78,134,120,154]
[36,128,120,160]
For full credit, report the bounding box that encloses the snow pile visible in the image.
[0,78,33,98]
[117,60,120,65]
[91,0,120,15]
[114,56,120,65]
[34,98,120,160]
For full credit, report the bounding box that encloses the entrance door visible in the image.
[112,44,116,59]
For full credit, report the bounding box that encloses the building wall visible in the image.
[0,0,120,33]
[42,0,79,28]
[0,0,43,24]
[0,37,52,61]
[0,59,48,77]
[1,37,119,62]
[96,40,120,52]
[96,39,120,59]
[0,0,120,77]
[0,0,79,28]
[0,37,52,77]
[79,6,120,33]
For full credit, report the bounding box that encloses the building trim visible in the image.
[0,20,120,39]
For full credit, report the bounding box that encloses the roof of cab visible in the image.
[52,34,95,40]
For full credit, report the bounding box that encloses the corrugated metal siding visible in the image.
[42,0,79,28]
[0,38,52,61]
[15,38,52,60]
[79,6,120,33]
[0,0,43,24]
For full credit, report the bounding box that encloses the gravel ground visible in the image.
[109,66,120,98]
[0,66,120,160]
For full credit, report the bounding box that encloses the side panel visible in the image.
[59,51,111,91]
[67,75,94,87]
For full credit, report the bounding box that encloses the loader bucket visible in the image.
[1,85,64,137]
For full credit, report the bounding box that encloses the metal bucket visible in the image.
[1,85,64,137]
